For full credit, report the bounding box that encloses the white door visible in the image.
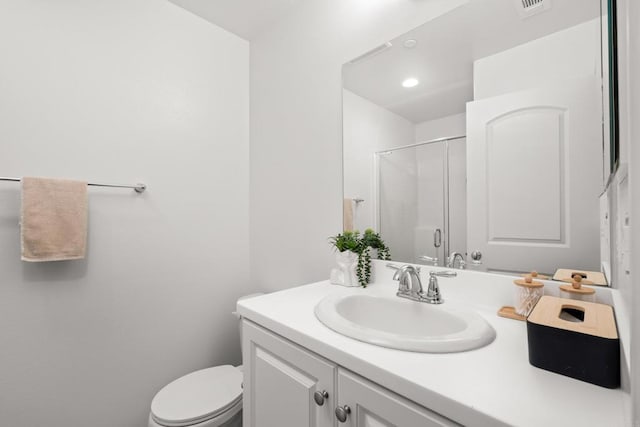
[335,369,458,427]
[243,321,336,427]
[466,76,602,274]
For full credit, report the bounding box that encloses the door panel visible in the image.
[253,347,317,426]
[243,321,336,427]
[466,76,602,274]
[486,108,563,242]
[336,369,458,427]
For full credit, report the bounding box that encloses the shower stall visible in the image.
[374,136,467,266]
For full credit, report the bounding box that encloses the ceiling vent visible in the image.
[515,0,551,19]
[347,42,393,65]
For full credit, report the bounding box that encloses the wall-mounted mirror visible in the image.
[342,0,617,280]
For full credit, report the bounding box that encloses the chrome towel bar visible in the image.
[0,177,146,193]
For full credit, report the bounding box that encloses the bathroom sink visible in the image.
[314,293,496,353]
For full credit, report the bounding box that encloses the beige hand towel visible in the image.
[343,198,354,232]
[21,177,88,262]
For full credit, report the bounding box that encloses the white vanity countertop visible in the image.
[237,261,629,427]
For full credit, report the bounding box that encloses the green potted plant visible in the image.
[328,230,361,287]
[358,228,391,286]
[329,229,391,287]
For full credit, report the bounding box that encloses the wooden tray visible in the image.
[497,306,526,321]
[553,268,607,286]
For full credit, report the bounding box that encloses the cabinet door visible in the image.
[335,369,459,427]
[243,320,336,427]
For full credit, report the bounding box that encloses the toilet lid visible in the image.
[151,365,242,427]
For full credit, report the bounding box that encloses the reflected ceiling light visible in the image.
[402,78,419,88]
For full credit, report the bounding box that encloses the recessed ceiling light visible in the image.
[403,39,417,49]
[402,78,419,88]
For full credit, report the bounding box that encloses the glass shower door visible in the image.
[376,147,420,263]
[375,137,466,266]
[415,142,447,265]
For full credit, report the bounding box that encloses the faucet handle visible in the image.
[387,264,421,276]
[425,272,445,304]
[386,264,400,280]
[430,270,457,278]
[419,255,438,266]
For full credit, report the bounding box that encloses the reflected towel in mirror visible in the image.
[343,198,354,231]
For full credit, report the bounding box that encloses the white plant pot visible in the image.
[330,250,359,287]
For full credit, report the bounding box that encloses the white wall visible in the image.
[0,1,250,427]
[614,0,639,422]
[627,0,640,419]
[474,18,602,99]
[343,90,415,232]
[250,0,468,291]
[415,113,466,142]
[612,0,633,318]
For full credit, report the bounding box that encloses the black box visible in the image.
[526,296,620,388]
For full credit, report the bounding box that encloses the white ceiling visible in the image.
[168,0,304,40]
[343,0,601,124]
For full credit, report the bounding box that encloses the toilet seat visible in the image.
[151,365,242,427]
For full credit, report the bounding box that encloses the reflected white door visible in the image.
[466,76,602,274]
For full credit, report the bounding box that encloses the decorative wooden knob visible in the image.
[522,271,550,280]
[572,274,583,289]
[514,276,544,288]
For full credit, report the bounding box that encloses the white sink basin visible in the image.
[314,293,496,353]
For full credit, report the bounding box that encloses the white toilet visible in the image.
[148,365,243,427]
[148,294,262,427]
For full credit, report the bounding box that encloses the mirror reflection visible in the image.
[342,0,611,281]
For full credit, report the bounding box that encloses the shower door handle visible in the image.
[434,229,442,248]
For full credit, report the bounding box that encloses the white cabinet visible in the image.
[336,369,458,427]
[242,320,459,427]
[243,320,336,427]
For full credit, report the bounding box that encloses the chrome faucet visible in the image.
[388,264,422,296]
[447,252,466,269]
[386,264,456,304]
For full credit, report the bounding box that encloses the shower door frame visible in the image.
[373,135,466,264]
